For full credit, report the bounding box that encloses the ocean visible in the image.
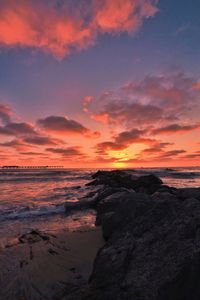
[0,167,200,248]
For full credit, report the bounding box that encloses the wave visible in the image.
[130,168,200,179]
[0,170,92,183]
[0,203,66,221]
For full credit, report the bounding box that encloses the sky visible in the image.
[0,0,200,168]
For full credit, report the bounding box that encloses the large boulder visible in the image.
[95,189,136,227]
[132,174,163,193]
[84,193,200,300]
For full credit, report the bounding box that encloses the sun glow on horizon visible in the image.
[112,161,128,168]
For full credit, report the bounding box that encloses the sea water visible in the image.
[0,167,200,247]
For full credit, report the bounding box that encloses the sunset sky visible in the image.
[0,0,200,168]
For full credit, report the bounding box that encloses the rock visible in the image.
[95,189,135,226]
[176,188,200,200]
[152,191,178,202]
[91,170,135,179]
[86,170,163,194]
[84,194,200,300]
[18,229,50,244]
[64,199,96,212]
[133,174,163,194]
[156,185,177,194]
[86,170,138,189]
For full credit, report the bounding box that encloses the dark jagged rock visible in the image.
[84,188,200,300]
[176,188,200,200]
[91,170,133,179]
[86,170,138,189]
[64,199,96,212]
[65,187,132,213]
[86,170,163,194]
[61,170,200,299]
[156,185,177,194]
[152,191,178,202]
[18,229,50,244]
[82,186,131,209]
[95,189,136,227]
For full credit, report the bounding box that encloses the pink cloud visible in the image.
[83,95,93,113]
[92,0,158,34]
[85,72,200,128]
[0,0,159,59]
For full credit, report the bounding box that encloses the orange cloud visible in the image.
[96,128,157,158]
[192,81,200,90]
[0,0,159,59]
[91,112,109,123]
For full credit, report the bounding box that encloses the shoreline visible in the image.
[0,227,104,300]
[1,169,200,299]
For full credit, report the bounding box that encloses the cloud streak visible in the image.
[152,123,200,135]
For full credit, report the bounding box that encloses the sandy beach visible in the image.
[0,227,104,300]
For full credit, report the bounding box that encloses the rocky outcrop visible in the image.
[86,170,163,194]
[65,171,163,214]
[82,170,200,300]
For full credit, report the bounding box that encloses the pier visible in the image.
[0,166,64,169]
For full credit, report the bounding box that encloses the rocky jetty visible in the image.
[77,170,200,300]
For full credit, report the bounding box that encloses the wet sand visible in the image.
[0,228,104,300]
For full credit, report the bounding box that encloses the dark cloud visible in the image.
[182,151,200,159]
[158,149,186,158]
[140,142,173,156]
[37,115,100,138]
[19,151,45,156]
[0,104,12,123]
[92,102,164,127]
[114,128,155,145]
[0,122,37,136]
[119,149,187,164]
[0,139,33,150]
[152,123,200,135]
[96,141,126,154]
[24,136,61,146]
[46,146,86,158]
